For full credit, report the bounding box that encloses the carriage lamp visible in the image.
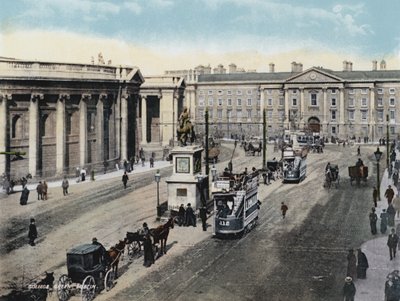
[154,170,161,220]
[211,164,217,182]
[374,147,383,201]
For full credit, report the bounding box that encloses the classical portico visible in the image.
[0,58,144,178]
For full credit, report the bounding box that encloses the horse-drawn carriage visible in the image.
[324,164,340,189]
[56,243,118,301]
[348,165,368,186]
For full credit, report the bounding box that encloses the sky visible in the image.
[0,0,399,74]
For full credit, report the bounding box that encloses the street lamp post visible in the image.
[386,114,390,174]
[374,147,383,201]
[154,170,161,220]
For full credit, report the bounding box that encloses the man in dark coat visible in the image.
[387,228,399,260]
[20,186,30,205]
[122,172,129,189]
[28,218,37,246]
[385,185,395,205]
[387,204,396,227]
[372,186,378,207]
[143,233,155,267]
[346,249,357,280]
[199,205,210,231]
[177,204,186,226]
[342,276,356,301]
[185,203,196,227]
[356,249,369,279]
[92,237,110,266]
[381,209,388,234]
[369,207,378,235]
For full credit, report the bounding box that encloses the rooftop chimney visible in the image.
[343,60,348,71]
[298,63,303,72]
[269,63,275,73]
[372,60,377,71]
[380,60,386,70]
[291,61,297,72]
[229,63,237,74]
[348,61,353,71]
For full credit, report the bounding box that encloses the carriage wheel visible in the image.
[104,270,115,292]
[127,241,141,258]
[57,274,72,301]
[81,275,96,301]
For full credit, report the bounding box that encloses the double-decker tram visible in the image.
[212,170,260,237]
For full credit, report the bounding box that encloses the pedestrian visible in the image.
[346,249,357,280]
[142,222,150,236]
[20,185,30,205]
[385,185,395,205]
[42,180,48,200]
[185,203,196,227]
[150,157,154,168]
[122,171,129,189]
[123,160,128,172]
[281,202,288,219]
[356,248,369,279]
[143,233,155,267]
[177,204,185,226]
[141,156,145,167]
[357,146,361,156]
[75,167,80,182]
[387,204,396,227]
[81,168,86,182]
[199,205,210,231]
[342,276,356,301]
[62,176,69,196]
[393,170,399,187]
[380,209,388,234]
[387,228,399,260]
[36,181,44,200]
[369,207,378,235]
[385,273,400,301]
[373,186,378,207]
[393,196,400,218]
[28,218,38,246]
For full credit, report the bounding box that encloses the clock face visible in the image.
[176,157,190,173]
[309,72,317,80]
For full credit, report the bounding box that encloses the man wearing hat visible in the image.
[28,218,37,246]
[369,207,378,235]
[342,276,356,301]
[185,203,196,227]
[385,185,395,205]
[387,228,399,260]
[92,237,109,266]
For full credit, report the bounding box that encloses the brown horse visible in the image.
[107,240,126,278]
[150,218,175,255]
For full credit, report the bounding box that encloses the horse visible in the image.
[150,217,175,256]
[177,120,196,146]
[107,240,126,278]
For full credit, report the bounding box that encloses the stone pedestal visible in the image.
[166,145,207,211]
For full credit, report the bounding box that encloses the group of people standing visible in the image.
[343,249,369,300]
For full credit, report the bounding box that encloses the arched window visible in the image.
[12,115,22,138]
[40,114,48,137]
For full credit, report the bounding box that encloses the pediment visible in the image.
[286,68,343,83]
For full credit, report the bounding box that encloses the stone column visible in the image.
[56,94,68,175]
[29,94,42,176]
[339,88,345,125]
[284,88,289,129]
[115,92,121,158]
[79,94,90,167]
[96,94,106,162]
[322,88,327,134]
[141,95,147,144]
[300,88,305,128]
[0,94,10,176]
[369,88,375,142]
[120,94,128,161]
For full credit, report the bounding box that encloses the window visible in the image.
[268,110,273,119]
[390,98,395,106]
[348,98,354,107]
[227,90,232,95]
[247,90,252,95]
[247,109,252,119]
[349,89,355,94]
[310,94,317,106]
[199,90,204,95]
[377,88,383,94]
[292,90,298,94]
[390,126,395,134]
[198,109,204,118]
[377,111,383,121]
[331,111,336,120]
[66,113,72,135]
[198,97,204,106]
[217,90,223,95]
[361,88,367,94]
[389,88,395,94]
[208,97,213,106]
[377,126,383,136]
[292,98,297,106]
[237,90,242,95]
[279,98,284,106]
[348,111,354,120]
[208,109,213,119]
[237,99,242,106]
[247,98,252,106]
[377,97,383,106]
[279,111,285,120]
[331,126,336,134]
[390,110,395,120]
[227,110,232,121]
[256,98,260,106]
[267,89,272,95]
[268,98,273,106]
[279,90,284,95]
[227,98,232,106]
[177,188,188,196]
[208,90,213,95]
[217,109,222,119]
[11,115,22,138]
[237,110,242,121]
[331,88,337,94]
[361,111,367,121]
[218,98,223,106]
[257,110,261,118]
[331,98,336,107]
[361,98,367,107]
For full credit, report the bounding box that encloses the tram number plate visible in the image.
[219,221,230,226]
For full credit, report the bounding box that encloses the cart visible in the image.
[348,165,368,186]
[125,231,159,259]
[57,244,114,301]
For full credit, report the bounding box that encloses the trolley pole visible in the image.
[386,114,390,173]
[263,108,267,170]
[205,109,209,177]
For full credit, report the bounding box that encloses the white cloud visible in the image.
[123,1,143,14]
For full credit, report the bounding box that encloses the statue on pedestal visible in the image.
[177,107,196,146]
